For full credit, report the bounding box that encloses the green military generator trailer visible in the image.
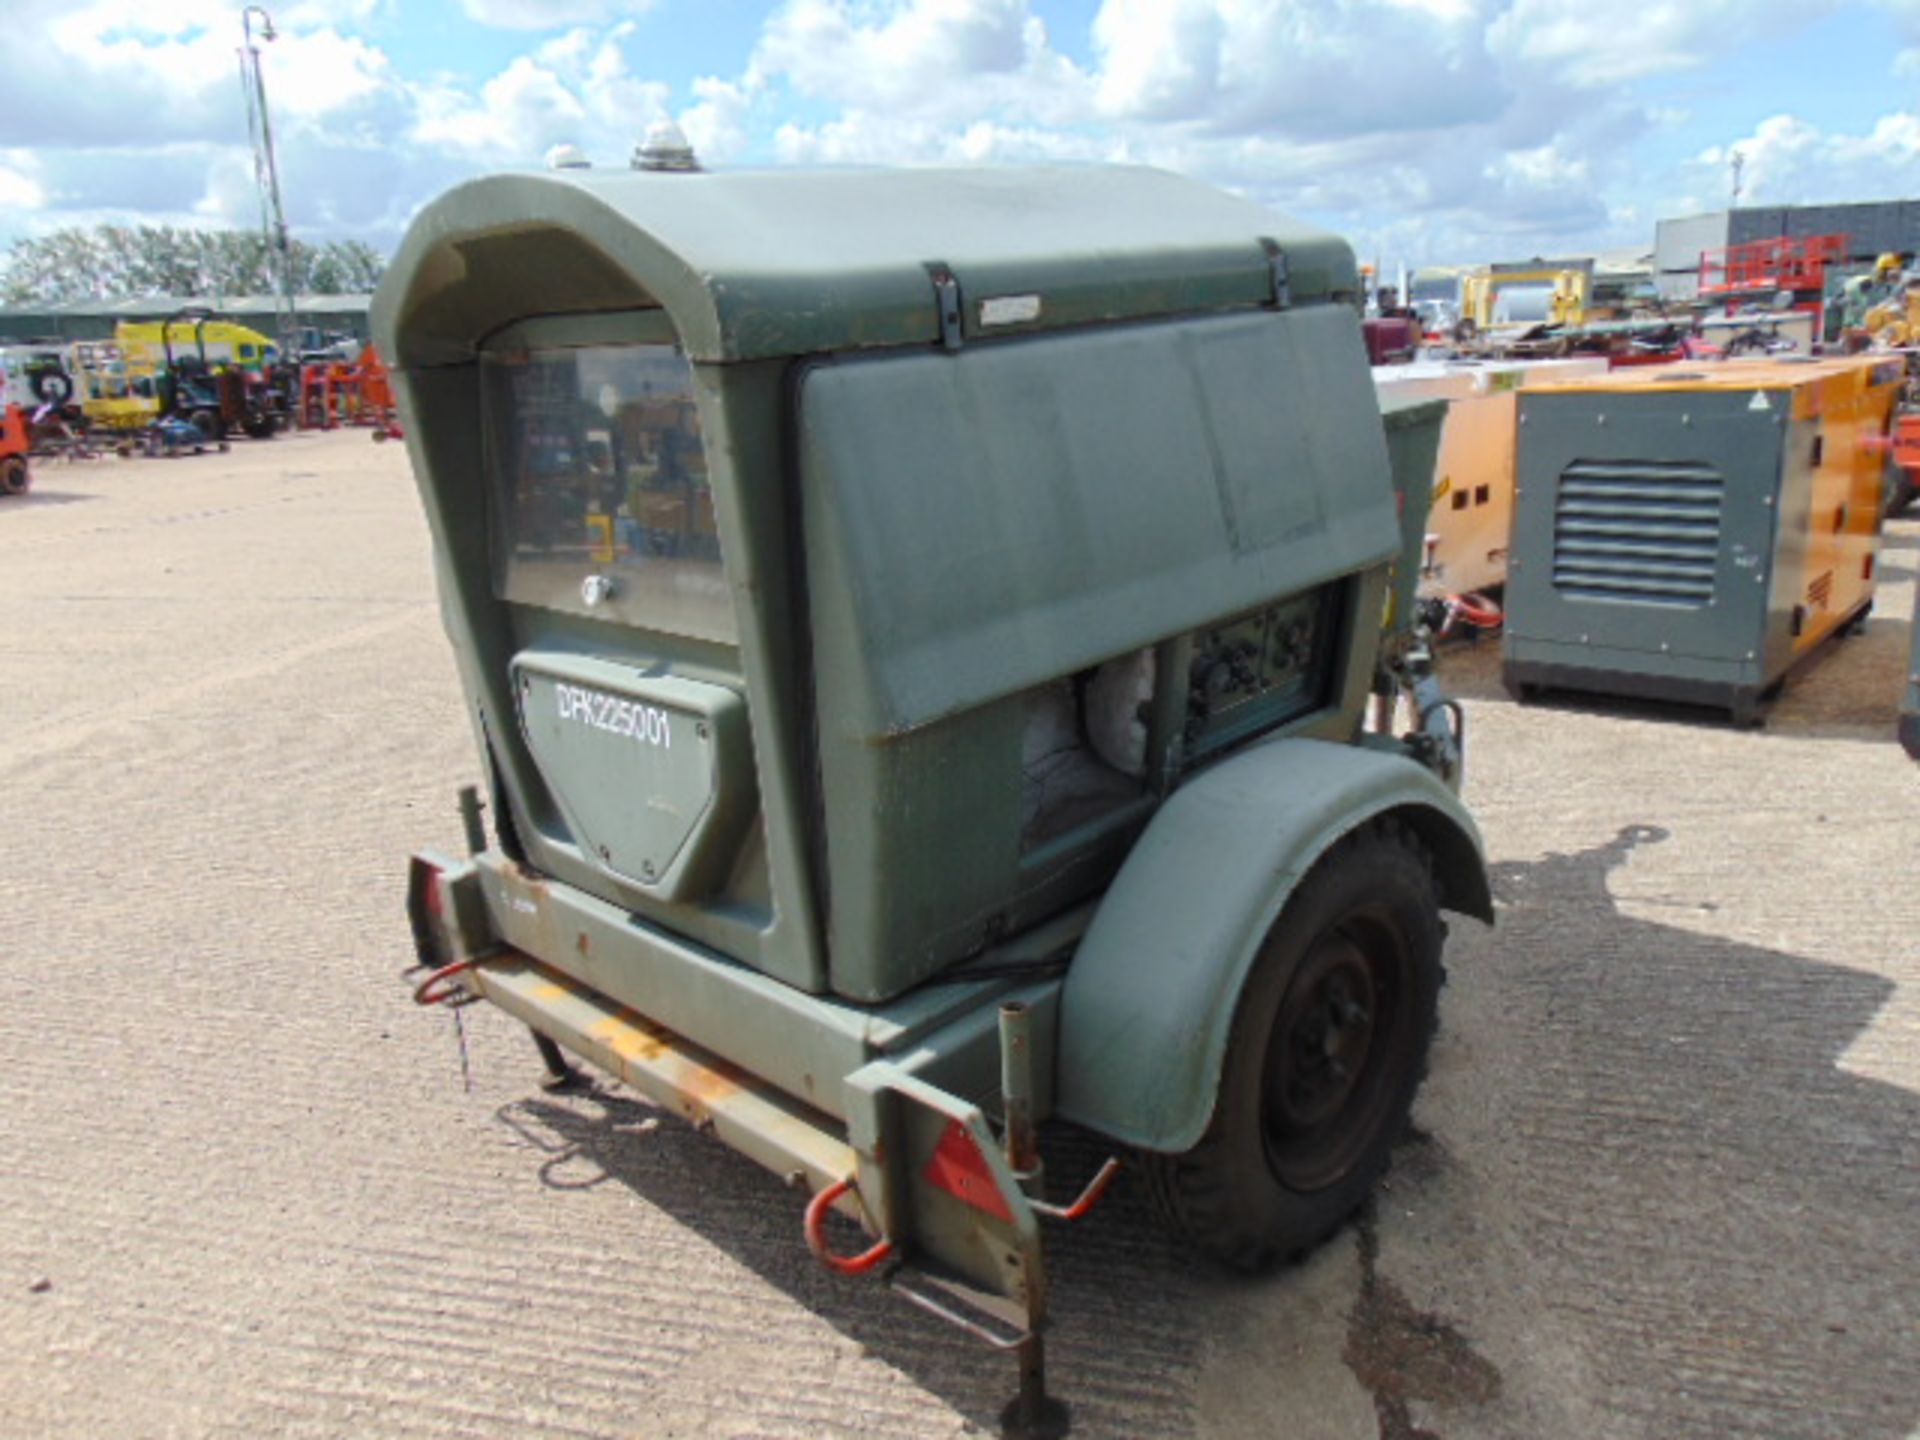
[1504,359,1901,725]
[380,160,1489,1433]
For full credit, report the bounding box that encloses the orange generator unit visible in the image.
[1503,357,1901,724]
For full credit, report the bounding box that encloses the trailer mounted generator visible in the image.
[379,160,1490,1433]
[1503,357,1901,724]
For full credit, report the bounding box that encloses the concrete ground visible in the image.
[2,428,1917,1440]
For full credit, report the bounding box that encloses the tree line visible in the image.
[1,226,386,305]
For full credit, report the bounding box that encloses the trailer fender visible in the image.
[1053,737,1490,1155]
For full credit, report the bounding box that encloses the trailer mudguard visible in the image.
[1053,736,1491,1154]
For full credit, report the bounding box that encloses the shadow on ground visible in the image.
[498,1075,1198,1436]
[1443,824,1920,1440]
[488,823,1920,1440]
[4,489,98,509]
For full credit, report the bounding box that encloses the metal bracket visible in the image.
[929,264,964,351]
[1261,238,1291,310]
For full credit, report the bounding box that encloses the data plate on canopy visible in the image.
[512,653,749,896]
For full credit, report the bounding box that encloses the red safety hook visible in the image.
[804,1176,894,1275]
[412,958,483,1007]
[1029,1156,1122,1222]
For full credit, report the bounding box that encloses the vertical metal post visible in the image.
[998,1001,1041,1191]
[239,8,298,365]
[531,1030,583,1092]
[1370,684,1400,735]
[457,784,488,856]
[1000,1333,1070,1440]
[1144,636,1192,795]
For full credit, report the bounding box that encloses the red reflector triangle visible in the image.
[923,1120,1013,1222]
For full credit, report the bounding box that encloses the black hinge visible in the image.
[927,264,964,351]
[1260,238,1291,310]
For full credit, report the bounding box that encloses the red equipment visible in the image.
[297,344,403,439]
[1362,315,1420,364]
[1698,234,1848,297]
[0,404,31,496]
[1893,412,1920,472]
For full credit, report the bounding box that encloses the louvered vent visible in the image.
[1552,460,1724,607]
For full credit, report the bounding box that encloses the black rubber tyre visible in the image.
[1141,820,1443,1273]
[29,367,73,406]
[1884,458,1916,518]
[0,455,28,496]
[242,412,277,441]
[189,409,221,443]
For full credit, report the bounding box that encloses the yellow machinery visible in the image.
[1460,261,1591,335]
[13,318,283,440]
[69,342,158,433]
[113,317,276,375]
[1504,357,1902,723]
[1861,283,1920,347]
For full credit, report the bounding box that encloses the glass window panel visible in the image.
[483,342,734,644]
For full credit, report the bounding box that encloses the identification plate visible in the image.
[516,665,721,888]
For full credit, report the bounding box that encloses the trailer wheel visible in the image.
[0,455,28,496]
[1141,820,1442,1273]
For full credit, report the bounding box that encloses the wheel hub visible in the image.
[1272,941,1376,1129]
[1262,916,1409,1193]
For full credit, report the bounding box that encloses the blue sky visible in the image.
[3,0,1920,271]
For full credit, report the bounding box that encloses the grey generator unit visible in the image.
[1503,358,1901,724]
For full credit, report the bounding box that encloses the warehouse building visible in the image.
[1654,200,1920,300]
[0,293,372,346]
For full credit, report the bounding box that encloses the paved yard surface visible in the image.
[3,429,1917,1439]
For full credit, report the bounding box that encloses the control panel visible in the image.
[1184,585,1338,756]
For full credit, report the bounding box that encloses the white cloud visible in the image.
[1091,0,1507,138]
[458,0,656,29]
[1090,0,1223,121]
[1871,0,1920,75]
[773,112,1115,166]
[0,152,46,211]
[679,77,756,163]
[6,0,1909,280]
[573,23,673,131]
[412,21,673,162]
[1,0,404,150]
[1695,111,1920,207]
[254,30,394,119]
[747,0,1663,259]
[194,147,267,229]
[1487,0,1816,88]
[755,0,1087,123]
[279,0,385,23]
[414,57,590,157]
